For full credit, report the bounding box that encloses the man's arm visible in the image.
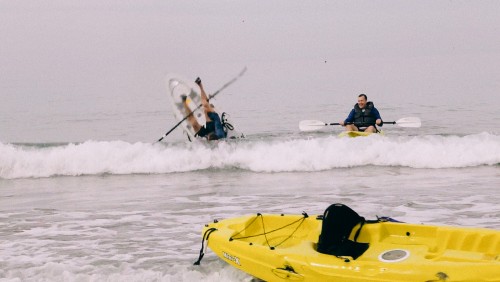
[195,78,215,115]
[340,109,355,125]
[373,107,382,125]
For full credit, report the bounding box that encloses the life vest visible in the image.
[353,101,376,125]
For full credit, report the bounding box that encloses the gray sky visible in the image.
[1,1,500,142]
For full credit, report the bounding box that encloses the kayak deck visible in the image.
[202,213,500,281]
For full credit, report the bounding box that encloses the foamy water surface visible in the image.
[1,134,499,281]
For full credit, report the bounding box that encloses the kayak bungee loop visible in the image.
[230,213,309,250]
[193,227,217,265]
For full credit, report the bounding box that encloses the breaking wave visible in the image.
[1,132,499,179]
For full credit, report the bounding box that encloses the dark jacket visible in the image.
[344,102,382,126]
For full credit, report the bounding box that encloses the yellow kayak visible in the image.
[338,131,384,138]
[198,204,500,281]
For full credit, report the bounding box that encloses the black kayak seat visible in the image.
[317,203,369,260]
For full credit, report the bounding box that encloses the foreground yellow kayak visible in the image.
[198,204,500,281]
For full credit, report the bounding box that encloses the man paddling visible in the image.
[182,77,226,140]
[340,94,383,133]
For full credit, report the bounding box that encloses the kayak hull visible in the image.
[339,131,383,138]
[202,213,500,281]
[166,74,205,141]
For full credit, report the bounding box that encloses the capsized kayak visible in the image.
[197,204,500,281]
[165,74,244,141]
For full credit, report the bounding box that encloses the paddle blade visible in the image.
[299,120,327,131]
[395,117,421,128]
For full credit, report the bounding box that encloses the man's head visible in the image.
[357,94,368,109]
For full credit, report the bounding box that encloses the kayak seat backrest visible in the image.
[317,203,369,260]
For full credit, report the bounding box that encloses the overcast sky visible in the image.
[1,1,499,141]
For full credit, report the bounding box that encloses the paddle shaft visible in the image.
[327,121,412,128]
[331,121,399,127]
[157,67,247,142]
[300,117,420,132]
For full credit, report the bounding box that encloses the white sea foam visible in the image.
[0,260,249,282]
[1,132,499,179]
[1,169,498,281]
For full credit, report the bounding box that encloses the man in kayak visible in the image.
[182,77,226,140]
[340,94,383,133]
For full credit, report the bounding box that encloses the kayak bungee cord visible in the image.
[230,212,309,250]
[194,213,309,265]
[271,212,309,249]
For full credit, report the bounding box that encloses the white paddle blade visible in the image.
[395,117,421,128]
[299,120,327,131]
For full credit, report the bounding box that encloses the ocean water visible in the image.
[1,112,500,281]
[2,1,500,281]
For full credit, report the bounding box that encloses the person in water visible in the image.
[340,94,383,133]
[182,77,226,140]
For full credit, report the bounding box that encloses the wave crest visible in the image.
[1,133,499,179]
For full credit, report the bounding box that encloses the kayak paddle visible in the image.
[299,117,421,132]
